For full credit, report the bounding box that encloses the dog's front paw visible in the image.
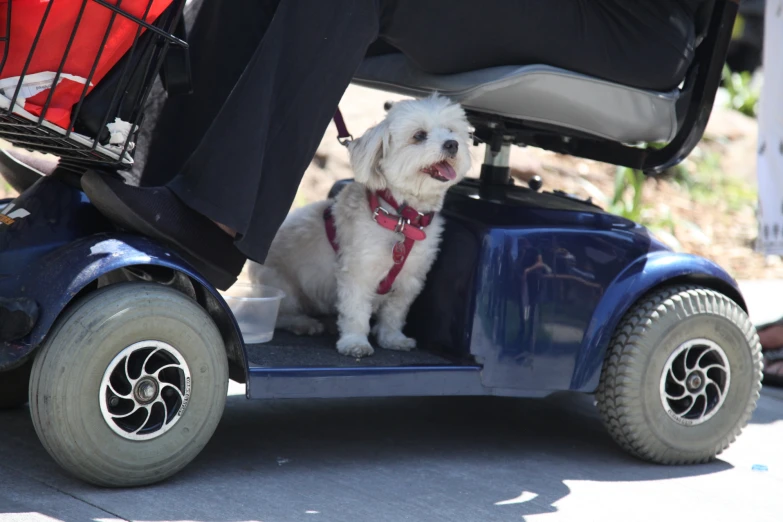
[376,328,417,352]
[336,334,375,358]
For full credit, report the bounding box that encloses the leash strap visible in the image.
[324,206,340,252]
[376,237,413,294]
[333,108,352,147]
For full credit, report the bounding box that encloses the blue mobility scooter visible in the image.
[0,0,762,487]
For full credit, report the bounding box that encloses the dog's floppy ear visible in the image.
[348,120,389,191]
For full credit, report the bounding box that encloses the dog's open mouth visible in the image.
[421,161,456,182]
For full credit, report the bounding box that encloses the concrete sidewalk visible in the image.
[0,281,780,522]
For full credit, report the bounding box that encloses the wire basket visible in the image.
[0,0,188,170]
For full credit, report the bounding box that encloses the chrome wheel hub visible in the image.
[99,341,192,441]
[660,338,730,426]
[134,378,159,404]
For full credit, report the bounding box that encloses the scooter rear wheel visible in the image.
[29,282,228,487]
[596,285,762,464]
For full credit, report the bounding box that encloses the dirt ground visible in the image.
[0,84,773,280]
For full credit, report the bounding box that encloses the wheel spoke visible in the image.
[131,405,154,435]
[109,401,146,420]
[665,388,690,401]
[153,363,183,379]
[684,392,707,418]
[122,355,141,386]
[141,347,164,376]
[124,354,132,381]
[159,383,184,400]
[695,349,708,368]
[703,375,720,390]
[153,397,169,425]
[133,402,159,435]
[668,368,686,385]
[685,349,697,371]
[700,363,726,374]
[696,348,722,369]
[706,380,722,400]
[107,380,131,399]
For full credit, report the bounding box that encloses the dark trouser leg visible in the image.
[167,0,381,263]
[141,0,275,187]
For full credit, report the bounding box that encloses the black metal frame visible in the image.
[471,0,739,178]
[0,0,188,169]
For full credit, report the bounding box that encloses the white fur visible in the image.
[249,95,472,357]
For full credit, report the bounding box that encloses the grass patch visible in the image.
[720,65,760,118]
[681,146,756,211]
[607,142,756,252]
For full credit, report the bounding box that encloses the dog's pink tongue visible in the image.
[435,161,457,180]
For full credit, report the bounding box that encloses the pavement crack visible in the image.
[47,486,131,522]
[0,462,130,521]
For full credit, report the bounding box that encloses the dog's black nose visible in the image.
[443,139,459,156]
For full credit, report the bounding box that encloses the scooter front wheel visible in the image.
[29,282,228,487]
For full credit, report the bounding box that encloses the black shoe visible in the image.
[0,297,38,342]
[81,172,246,290]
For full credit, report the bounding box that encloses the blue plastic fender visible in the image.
[569,250,747,392]
[2,232,248,382]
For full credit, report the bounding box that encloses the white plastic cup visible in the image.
[221,283,285,344]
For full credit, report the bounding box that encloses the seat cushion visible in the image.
[352,54,680,144]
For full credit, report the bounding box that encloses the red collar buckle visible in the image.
[372,205,426,241]
[368,190,431,241]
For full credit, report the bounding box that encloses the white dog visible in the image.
[249,95,472,357]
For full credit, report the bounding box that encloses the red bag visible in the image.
[0,0,172,130]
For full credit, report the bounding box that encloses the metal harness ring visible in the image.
[394,217,409,234]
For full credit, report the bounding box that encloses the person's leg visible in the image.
[755,0,783,385]
[168,0,380,262]
[140,0,275,188]
[382,0,696,90]
[83,0,382,289]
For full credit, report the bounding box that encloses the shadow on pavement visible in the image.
[0,391,736,521]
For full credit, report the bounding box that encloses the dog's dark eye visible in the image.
[413,130,427,142]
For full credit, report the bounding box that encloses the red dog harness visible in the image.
[324,189,434,295]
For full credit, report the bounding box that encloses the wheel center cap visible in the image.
[134,378,159,404]
[686,371,704,392]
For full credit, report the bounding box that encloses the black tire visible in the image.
[0,358,33,410]
[29,282,228,487]
[596,285,762,464]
